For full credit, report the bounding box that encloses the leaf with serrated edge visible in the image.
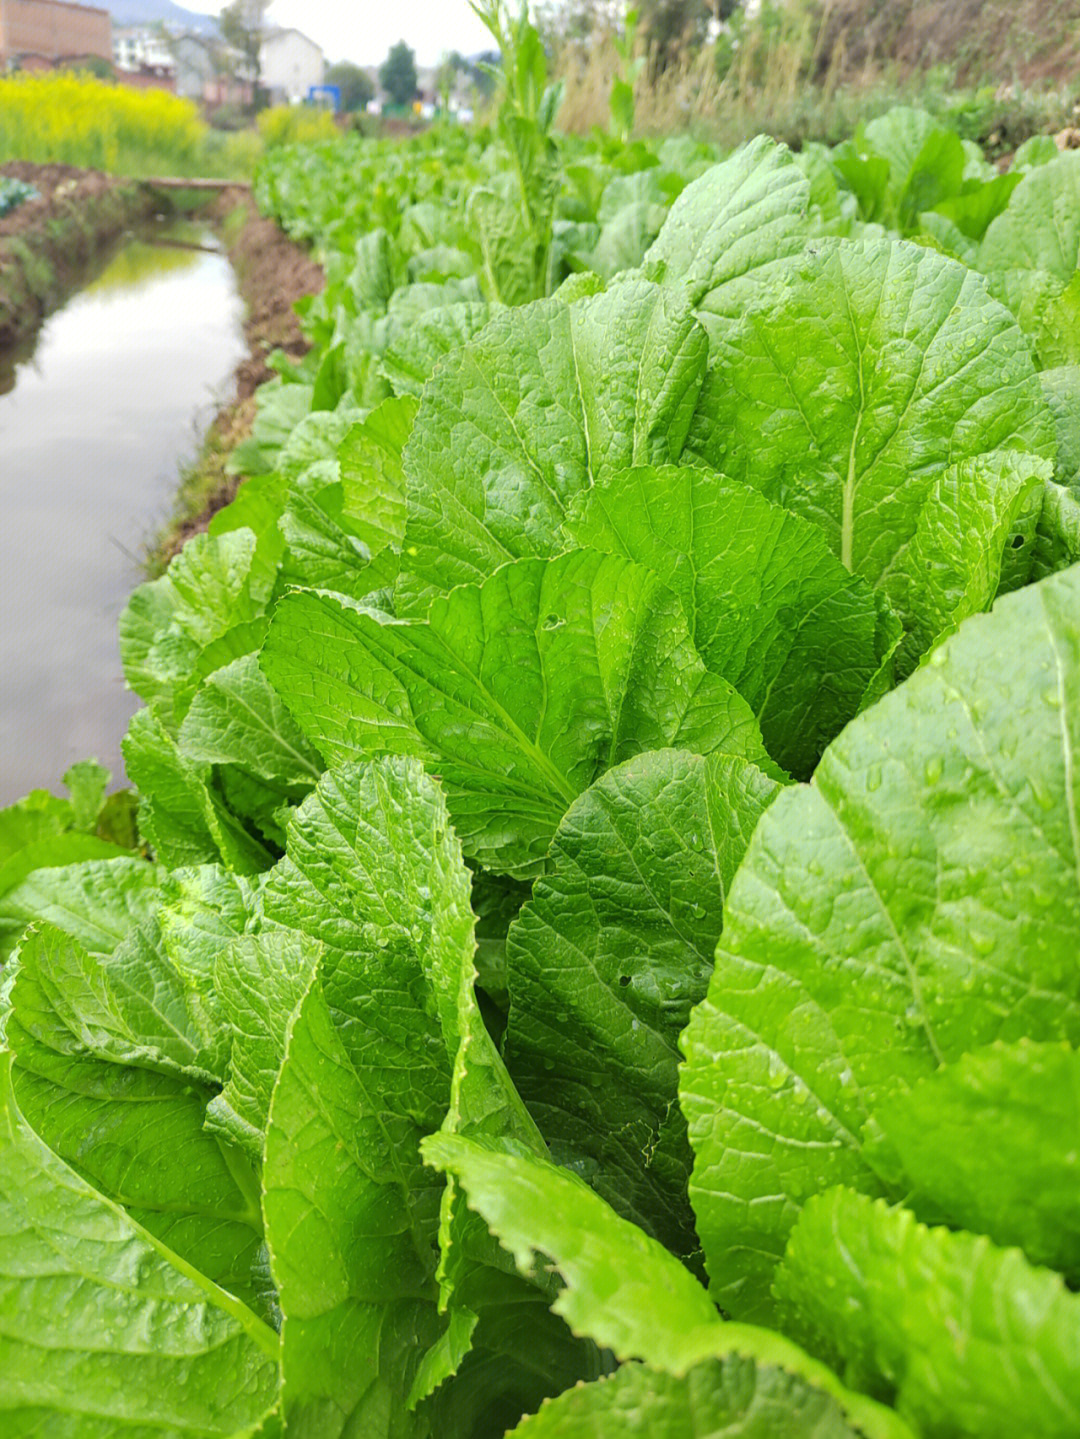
[262,551,772,878]
[776,1188,1080,1439]
[641,134,810,315]
[567,464,898,776]
[504,749,782,1259]
[507,1350,913,1439]
[866,1040,1080,1278]
[681,563,1080,1322]
[397,279,707,611]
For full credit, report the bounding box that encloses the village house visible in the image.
[260,26,323,105]
[113,25,172,74]
[170,30,251,110]
[0,0,110,70]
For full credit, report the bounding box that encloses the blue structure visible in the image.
[308,84,342,110]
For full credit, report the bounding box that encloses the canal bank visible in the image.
[148,185,324,570]
[0,162,158,347]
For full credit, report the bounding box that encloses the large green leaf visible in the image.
[686,238,1054,627]
[261,757,593,1434]
[260,759,467,1434]
[588,170,667,279]
[119,530,269,722]
[886,451,1048,665]
[7,923,268,1317]
[776,1188,1080,1439]
[424,1132,719,1370]
[506,1350,913,1439]
[932,172,1021,242]
[264,973,442,1438]
[866,1040,1080,1278]
[855,107,967,233]
[262,550,772,878]
[206,930,322,1157]
[566,464,901,775]
[123,707,273,875]
[681,563,1080,1322]
[414,807,596,1437]
[0,779,134,918]
[426,1133,909,1439]
[277,485,383,603]
[980,152,1080,285]
[504,749,782,1259]
[397,279,707,611]
[1041,366,1080,489]
[178,654,322,786]
[338,395,418,560]
[381,304,495,398]
[977,155,1080,365]
[0,1052,278,1435]
[9,916,219,1083]
[1032,481,1080,580]
[0,854,160,962]
[641,135,810,317]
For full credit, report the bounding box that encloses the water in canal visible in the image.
[0,219,247,804]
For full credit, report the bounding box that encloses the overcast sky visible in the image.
[184,1,499,68]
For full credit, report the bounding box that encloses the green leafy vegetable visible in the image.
[567,464,901,774]
[263,550,773,876]
[776,1188,1080,1439]
[397,280,707,610]
[687,238,1054,635]
[681,563,1080,1321]
[504,748,782,1256]
[0,1052,279,1434]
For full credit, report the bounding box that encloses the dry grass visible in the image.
[552,0,1076,150]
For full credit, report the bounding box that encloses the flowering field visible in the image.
[0,71,206,173]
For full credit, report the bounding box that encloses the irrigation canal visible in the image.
[0,219,246,803]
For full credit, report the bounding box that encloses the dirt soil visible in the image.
[151,186,325,564]
[209,187,324,400]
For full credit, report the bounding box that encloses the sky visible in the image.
[184,1,499,69]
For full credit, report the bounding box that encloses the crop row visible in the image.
[3,63,1080,1439]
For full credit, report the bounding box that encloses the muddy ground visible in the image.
[209,186,324,401]
[149,185,325,565]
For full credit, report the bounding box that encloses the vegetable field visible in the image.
[5,15,1080,1438]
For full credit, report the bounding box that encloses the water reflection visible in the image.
[0,223,247,803]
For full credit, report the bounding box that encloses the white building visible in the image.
[260,27,323,104]
[113,26,173,73]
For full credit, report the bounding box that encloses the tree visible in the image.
[379,40,418,108]
[325,61,375,113]
[219,0,272,111]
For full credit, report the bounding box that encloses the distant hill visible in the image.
[102,0,219,34]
